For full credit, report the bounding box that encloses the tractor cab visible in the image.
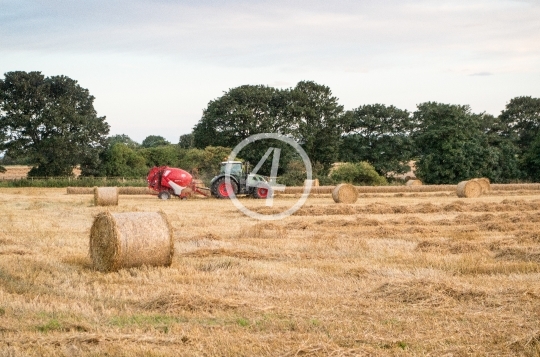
[219,161,244,177]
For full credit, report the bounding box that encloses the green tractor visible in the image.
[210,161,271,199]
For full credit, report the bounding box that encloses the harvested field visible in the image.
[0,165,81,179]
[0,187,539,356]
[280,183,540,196]
[0,165,33,180]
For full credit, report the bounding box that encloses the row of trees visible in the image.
[1,71,539,184]
[193,83,540,184]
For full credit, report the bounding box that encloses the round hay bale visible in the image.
[332,183,358,204]
[118,187,153,195]
[406,179,422,186]
[472,178,491,193]
[94,187,119,206]
[456,180,482,198]
[89,211,174,272]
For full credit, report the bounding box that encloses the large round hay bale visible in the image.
[406,179,422,186]
[67,187,94,194]
[472,178,490,193]
[118,187,153,195]
[94,187,119,206]
[89,211,174,272]
[332,183,358,204]
[456,180,482,198]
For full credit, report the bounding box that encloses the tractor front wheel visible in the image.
[212,178,238,199]
[252,185,271,199]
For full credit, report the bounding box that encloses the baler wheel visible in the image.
[158,191,171,200]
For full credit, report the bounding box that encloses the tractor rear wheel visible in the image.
[252,185,271,199]
[212,177,238,199]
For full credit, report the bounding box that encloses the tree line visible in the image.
[192,83,540,184]
[1,71,539,184]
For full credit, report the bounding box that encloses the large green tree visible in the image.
[141,135,170,148]
[107,134,140,149]
[0,71,109,176]
[478,113,522,182]
[192,84,295,176]
[412,102,495,184]
[522,134,540,180]
[499,96,540,180]
[193,85,288,149]
[287,81,345,170]
[340,104,414,177]
[192,81,346,174]
[499,96,540,151]
[178,133,194,149]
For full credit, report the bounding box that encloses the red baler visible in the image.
[147,166,207,200]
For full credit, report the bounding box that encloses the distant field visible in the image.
[0,165,32,180]
[0,188,539,356]
[0,166,81,179]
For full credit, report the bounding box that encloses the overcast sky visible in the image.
[1,0,539,143]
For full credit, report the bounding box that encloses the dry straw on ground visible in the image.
[457,180,482,198]
[492,183,540,191]
[66,187,94,194]
[406,179,423,186]
[94,187,119,206]
[332,183,358,204]
[2,188,540,355]
[89,211,174,272]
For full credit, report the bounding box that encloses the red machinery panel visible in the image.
[147,166,192,190]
